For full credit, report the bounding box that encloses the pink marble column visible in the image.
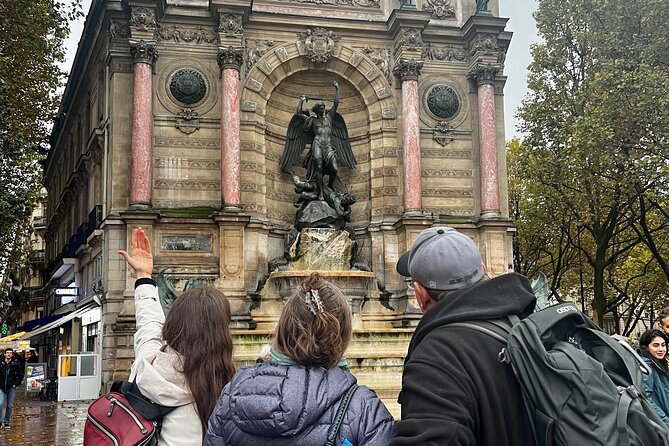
[129,41,158,209]
[394,59,424,215]
[477,82,499,215]
[218,47,244,211]
[469,63,501,217]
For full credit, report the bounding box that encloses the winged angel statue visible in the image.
[279,79,357,222]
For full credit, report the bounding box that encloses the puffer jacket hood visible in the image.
[408,272,536,355]
[205,362,394,445]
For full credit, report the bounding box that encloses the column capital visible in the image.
[393,58,424,82]
[467,62,500,86]
[129,40,158,65]
[217,46,244,71]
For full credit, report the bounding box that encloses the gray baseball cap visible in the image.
[396,227,484,291]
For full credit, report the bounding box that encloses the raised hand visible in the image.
[118,227,153,279]
[332,79,339,89]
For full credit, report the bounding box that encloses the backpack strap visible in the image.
[324,384,359,446]
[617,386,641,446]
[447,317,515,344]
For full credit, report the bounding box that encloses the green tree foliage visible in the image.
[512,0,669,327]
[0,0,81,284]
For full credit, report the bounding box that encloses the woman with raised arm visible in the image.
[205,272,394,446]
[119,227,235,445]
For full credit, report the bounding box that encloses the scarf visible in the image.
[269,347,349,372]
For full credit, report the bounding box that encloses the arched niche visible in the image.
[239,42,398,229]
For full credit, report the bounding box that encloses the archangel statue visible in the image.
[279,80,356,205]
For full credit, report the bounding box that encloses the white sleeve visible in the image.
[130,283,165,376]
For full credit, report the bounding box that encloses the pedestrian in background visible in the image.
[639,328,669,425]
[205,272,394,446]
[119,227,236,445]
[0,348,24,429]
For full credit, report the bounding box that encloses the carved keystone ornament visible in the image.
[297,27,341,64]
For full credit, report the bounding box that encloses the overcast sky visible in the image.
[499,0,540,138]
[62,0,538,139]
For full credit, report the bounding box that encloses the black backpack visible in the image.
[451,303,669,446]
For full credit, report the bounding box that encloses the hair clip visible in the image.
[311,289,325,314]
[304,292,317,316]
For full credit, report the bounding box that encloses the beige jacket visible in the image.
[130,282,203,445]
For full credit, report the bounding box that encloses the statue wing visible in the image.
[279,113,311,173]
[331,112,357,169]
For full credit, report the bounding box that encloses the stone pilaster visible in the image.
[128,40,158,210]
[468,62,501,218]
[213,214,252,327]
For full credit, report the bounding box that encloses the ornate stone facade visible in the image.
[45,0,511,415]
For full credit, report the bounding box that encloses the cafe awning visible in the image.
[20,300,99,340]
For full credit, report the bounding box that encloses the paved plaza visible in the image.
[0,393,88,446]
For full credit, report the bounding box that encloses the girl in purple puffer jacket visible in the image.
[205,272,394,446]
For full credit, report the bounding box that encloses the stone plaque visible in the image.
[426,84,460,119]
[162,235,212,252]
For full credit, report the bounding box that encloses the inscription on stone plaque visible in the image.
[169,69,207,105]
[426,84,460,119]
[162,235,213,252]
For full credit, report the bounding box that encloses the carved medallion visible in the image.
[423,0,455,19]
[130,7,156,31]
[394,28,424,55]
[297,27,341,64]
[176,108,200,135]
[219,13,243,37]
[426,85,460,119]
[169,69,207,105]
[433,121,454,146]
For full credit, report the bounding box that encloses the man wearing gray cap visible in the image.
[390,227,536,446]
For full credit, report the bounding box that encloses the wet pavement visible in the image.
[0,392,89,446]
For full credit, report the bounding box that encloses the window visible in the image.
[85,323,99,353]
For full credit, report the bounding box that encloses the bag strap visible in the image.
[447,317,515,344]
[324,384,359,446]
[113,380,176,419]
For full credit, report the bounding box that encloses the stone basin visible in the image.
[254,270,377,330]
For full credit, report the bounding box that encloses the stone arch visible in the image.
[238,41,400,228]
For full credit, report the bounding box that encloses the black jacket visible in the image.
[0,357,23,391]
[391,273,537,446]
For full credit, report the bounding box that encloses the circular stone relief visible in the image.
[426,85,460,120]
[169,69,207,105]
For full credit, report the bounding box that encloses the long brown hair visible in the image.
[162,286,235,434]
[274,273,352,369]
